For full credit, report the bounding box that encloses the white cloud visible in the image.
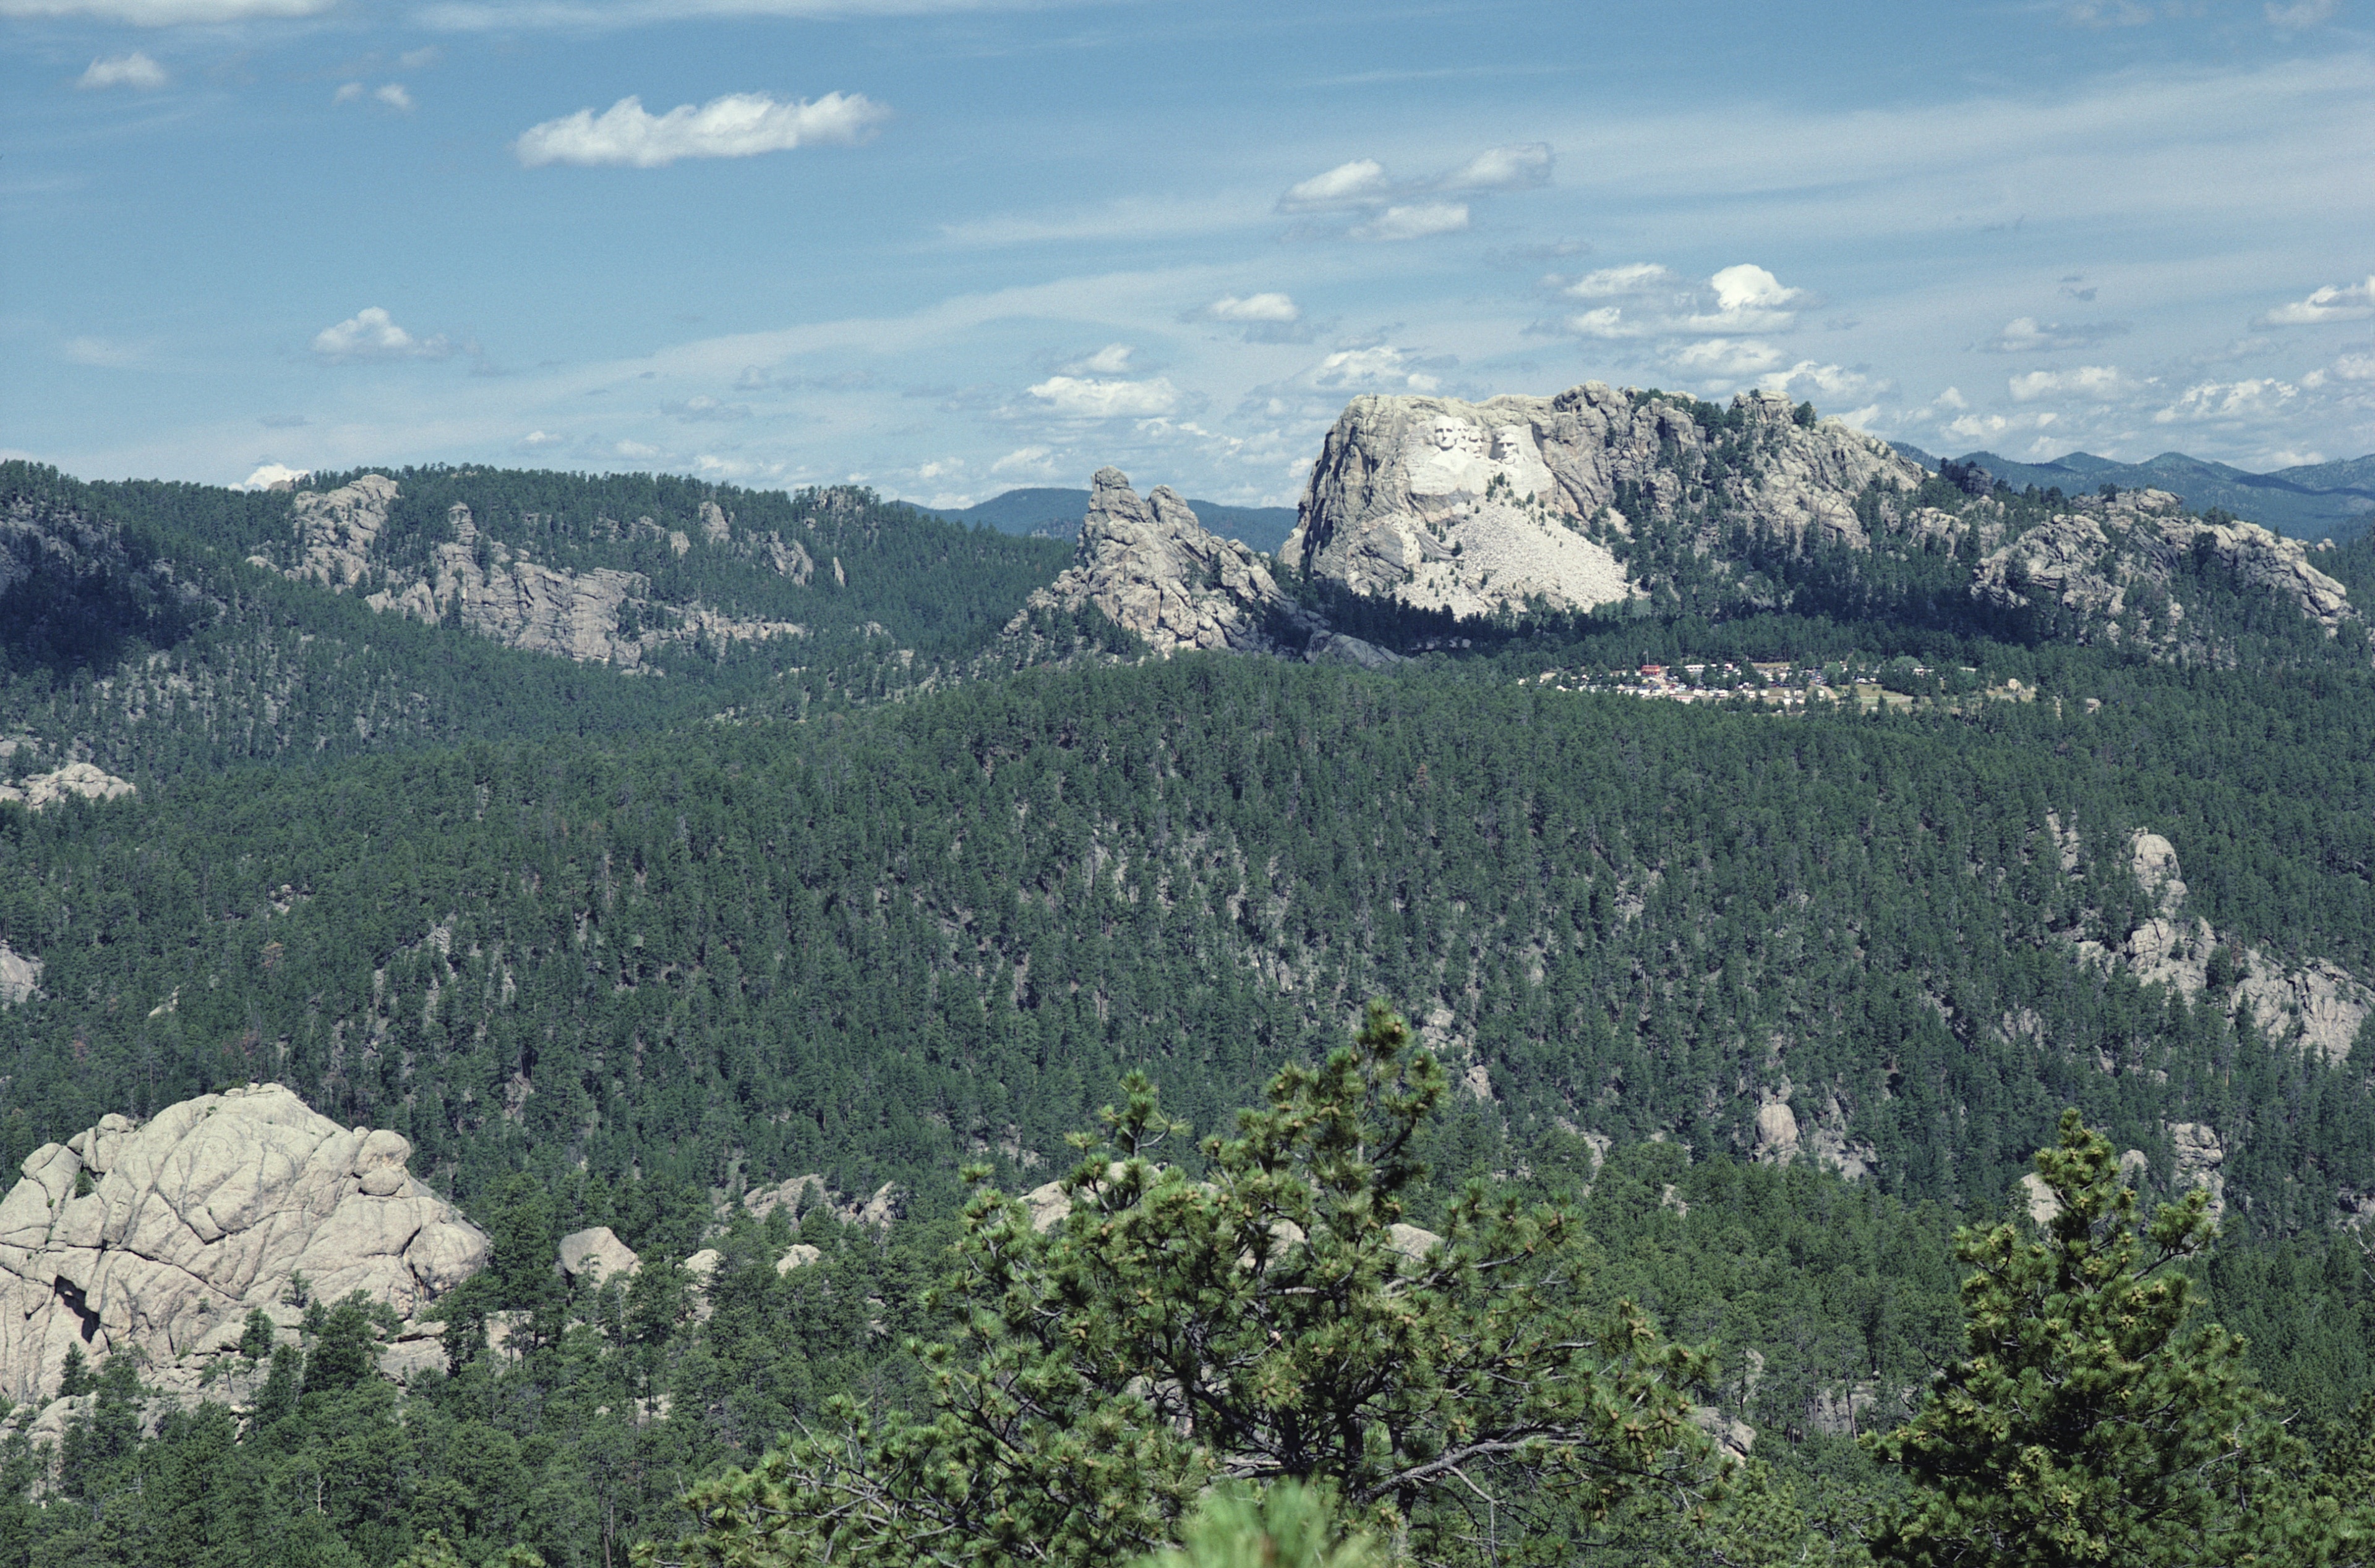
[1026,375,1178,418]
[991,445,1054,474]
[375,83,414,111]
[2322,352,2375,382]
[334,82,364,104]
[1942,410,2060,444]
[1278,158,1390,212]
[615,439,662,458]
[1065,343,1133,374]
[1439,142,1552,192]
[1933,387,1969,411]
[2261,447,2327,467]
[1759,361,1874,401]
[1309,345,1442,392]
[515,90,889,169]
[77,52,167,90]
[1709,263,1803,315]
[2007,365,2128,401]
[2,0,327,22]
[1668,338,1785,379]
[1205,292,1299,323]
[237,463,308,490]
[2266,0,2337,27]
[1349,202,1468,242]
[664,395,749,422]
[424,0,1052,27]
[310,306,452,362]
[1564,306,1646,340]
[62,336,142,367]
[517,430,567,448]
[2152,377,2300,423]
[1562,263,1675,299]
[2254,276,2375,327]
[1985,315,2129,352]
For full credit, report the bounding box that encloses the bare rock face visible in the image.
[1288,386,1918,617]
[556,1226,640,1283]
[0,763,135,812]
[2168,1121,2227,1221]
[0,1084,487,1406]
[1751,1102,1800,1165]
[2087,829,2373,1066]
[1971,488,2356,646]
[280,480,805,669]
[0,944,37,1006]
[1024,469,1321,658]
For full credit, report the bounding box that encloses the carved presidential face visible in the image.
[1431,417,1483,453]
[1491,426,1532,463]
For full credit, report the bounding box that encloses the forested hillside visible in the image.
[2,442,2374,1568]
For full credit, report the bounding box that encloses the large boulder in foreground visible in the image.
[0,1083,487,1405]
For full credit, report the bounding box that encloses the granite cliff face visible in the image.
[1283,385,2360,646]
[274,477,807,668]
[1006,469,1398,669]
[0,1084,487,1407]
[1288,386,1917,616]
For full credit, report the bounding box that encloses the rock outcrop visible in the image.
[557,1226,640,1283]
[1288,386,1913,617]
[276,479,807,669]
[1006,470,1397,669]
[2081,829,2373,1066]
[1970,487,2356,649]
[0,763,135,811]
[0,944,38,1006]
[0,1084,487,1405]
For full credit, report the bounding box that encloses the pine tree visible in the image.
[1864,1108,2293,1568]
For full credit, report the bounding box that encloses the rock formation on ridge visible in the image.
[1005,469,1399,669]
[0,1083,488,1407]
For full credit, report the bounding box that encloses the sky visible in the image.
[4,0,2373,508]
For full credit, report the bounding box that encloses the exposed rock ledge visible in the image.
[1005,469,1398,669]
[0,763,135,812]
[0,1084,487,1409]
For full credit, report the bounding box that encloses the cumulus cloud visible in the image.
[77,52,166,89]
[991,445,1055,474]
[1350,202,1468,242]
[517,430,567,449]
[664,395,750,422]
[1759,361,1876,402]
[1063,343,1134,374]
[2253,276,2375,327]
[1026,375,1179,418]
[1205,293,1299,323]
[1942,410,2060,444]
[2319,352,2375,382]
[1562,262,1676,299]
[375,83,413,110]
[238,463,309,490]
[1309,345,1443,393]
[1438,142,1553,193]
[1277,144,1546,239]
[1278,159,1390,212]
[1667,338,1785,380]
[2,0,328,22]
[2152,377,2300,423]
[515,90,889,168]
[310,306,451,362]
[1984,315,2129,353]
[1553,262,1808,340]
[2008,365,2128,401]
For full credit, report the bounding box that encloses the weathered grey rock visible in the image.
[1016,470,1323,659]
[1971,488,2356,645]
[1289,387,1914,618]
[1752,1102,1800,1165]
[1690,1404,1757,1460]
[0,1084,486,1406]
[2019,1171,2061,1224]
[2090,829,2373,1065]
[289,473,398,590]
[775,1243,823,1275]
[0,943,40,1006]
[2168,1121,2225,1219]
[742,1173,827,1223]
[0,763,135,812]
[556,1226,639,1283]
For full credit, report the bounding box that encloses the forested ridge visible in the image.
[1,452,2373,1567]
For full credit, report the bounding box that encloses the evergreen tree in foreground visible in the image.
[1864,1108,2372,1568]
[647,1005,1723,1568]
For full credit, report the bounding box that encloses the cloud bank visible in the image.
[515,90,889,168]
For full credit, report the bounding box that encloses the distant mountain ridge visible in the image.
[918,487,1298,553]
[1891,443,2375,542]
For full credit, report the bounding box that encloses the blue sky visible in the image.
[4,0,2371,507]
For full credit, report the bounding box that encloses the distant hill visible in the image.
[920,487,1298,554]
[1890,443,2375,542]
